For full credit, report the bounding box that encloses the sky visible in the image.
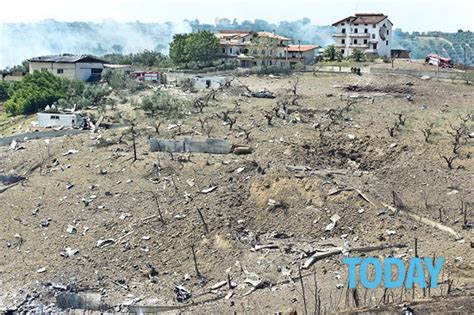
[0,0,472,32]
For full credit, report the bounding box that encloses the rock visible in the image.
[36,267,47,273]
[421,75,431,81]
[347,134,355,140]
[66,225,77,234]
[61,247,79,258]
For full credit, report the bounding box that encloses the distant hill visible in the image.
[392,29,473,64]
[0,19,472,68]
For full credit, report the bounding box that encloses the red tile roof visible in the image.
[287,45,319,52]
[332,13,391,26]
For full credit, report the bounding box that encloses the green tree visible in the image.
[0,81,14,102]
[4,70,67,115]
[248,36,279,67]
[351,48,366,62]
[169,34,189,65]
[169,31,219,67]
[323,45,337,61]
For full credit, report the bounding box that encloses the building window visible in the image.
[229,48,233,54]
[354,39,358,44]
[222,48,225,53]
[342,23,345,26]
[364,24,368,26]
[387,30,389,35]
[354,23,359,26]
[269,61,272,66]
[364,29,368,33]
[354,28,358,33]
[364,39,368,44]
[342,39,345,44]
[50,115,60,120]
[373,24,376,28]
[386,40,389,45]
[342,28,346,33]
[373,43,377,49]
[41,68,48,71]
[341,49,345,55]
[372,34,375,39]
[57,69,64,74]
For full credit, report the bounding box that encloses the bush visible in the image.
[140,90,185,118]
[0,81,15,102]
[351,49,366,62]
[102,69,144,92]
[4,70,66,115]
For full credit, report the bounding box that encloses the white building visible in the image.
[332,13,393,58]
[28,54,107,81]
[37,111,86,128]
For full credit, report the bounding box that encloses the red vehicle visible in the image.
[424,54,453,68]
[132,71,162,82]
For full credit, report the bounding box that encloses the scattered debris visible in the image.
[174,285,192,302]
[96,239,116,248]
[325,214,341,232]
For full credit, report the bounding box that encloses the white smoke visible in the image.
[0,19,192,68]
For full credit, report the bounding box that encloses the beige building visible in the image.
[332,13,393,58]
[216,31,293,68]
[287,45,319,67]
[28,54,106,81]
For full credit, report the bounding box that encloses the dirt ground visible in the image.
[0,70,473,314]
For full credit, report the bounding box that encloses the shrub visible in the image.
[140,90,185,119]
[4,71,66,115]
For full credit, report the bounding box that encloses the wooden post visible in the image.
[196,208,209,234]
[298,265,308,315]
[191,243,201,278]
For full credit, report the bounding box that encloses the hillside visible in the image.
[0,70,473,313]
[393,29,474,64]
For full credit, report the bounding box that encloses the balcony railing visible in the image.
[348,44,369,48]
[348,33,370,38]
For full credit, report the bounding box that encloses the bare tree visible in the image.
[396,113,406,126]
[237,126,253,142]
[447,122,467,154]
[440,154,458,170]
[421,122,435,143]
[263,111,274,126]
[228,116,237,130]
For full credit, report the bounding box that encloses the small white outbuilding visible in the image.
[37,111,86,128]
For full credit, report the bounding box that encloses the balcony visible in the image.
[332,33,347,37]
[335,44,346,48]
[348,44,369,48]
[348,33,370,38]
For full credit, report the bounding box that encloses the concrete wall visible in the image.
[29,61,103,81]
[37,113,85,128]
[149,138,233,154]
[193,76,228,89]
[29,62,77,80]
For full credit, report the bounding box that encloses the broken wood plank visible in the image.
[382,202,462,240]
[302,243,407,269]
